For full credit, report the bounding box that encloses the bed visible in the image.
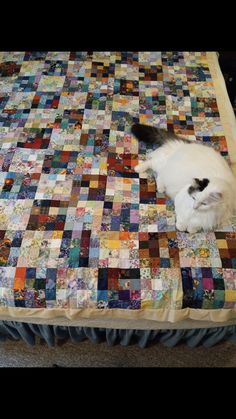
[1,51,236,348]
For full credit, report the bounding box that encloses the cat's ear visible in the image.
[207,192,223,202]
[188,178,199,194]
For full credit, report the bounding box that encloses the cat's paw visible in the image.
[134,161,150,173]
[187,227,199,234]
[156,177,165,193]
[157,185,165,193]
[134,164,142,173]
[176,221,187,232]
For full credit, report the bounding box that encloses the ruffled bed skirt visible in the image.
[1,321,236,348]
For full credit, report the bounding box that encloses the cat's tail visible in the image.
[131,123,166,145]
[131,123,188,144]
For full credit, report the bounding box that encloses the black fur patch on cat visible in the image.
[188,178,210,195]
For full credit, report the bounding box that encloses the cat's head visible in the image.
[188,178,224,211]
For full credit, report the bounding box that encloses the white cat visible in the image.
[132,123,236,233]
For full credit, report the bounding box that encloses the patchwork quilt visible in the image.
[0,51,236,324]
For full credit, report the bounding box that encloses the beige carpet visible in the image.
[0,338,236,367]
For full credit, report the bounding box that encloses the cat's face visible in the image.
[188,178,223,211]
[192,192,223,211]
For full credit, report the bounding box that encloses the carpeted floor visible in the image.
[0,338,236,367]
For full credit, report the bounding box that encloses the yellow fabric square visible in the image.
[225,290,236,301]
[90,181,98,188]
[217,240,228,249]
[109,240,121,249]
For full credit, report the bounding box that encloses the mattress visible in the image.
[1,51,236,332]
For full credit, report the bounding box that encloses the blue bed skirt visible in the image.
[1,321,236,348]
